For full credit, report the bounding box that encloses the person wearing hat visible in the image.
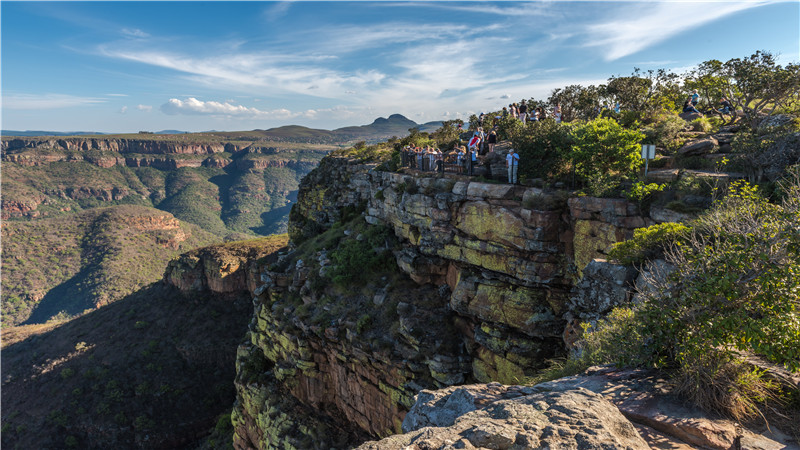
[506,148,520,184]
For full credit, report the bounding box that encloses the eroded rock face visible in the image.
[236,156,658,446]
[358,385,649,450]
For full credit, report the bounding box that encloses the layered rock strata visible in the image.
[234,156,657,447]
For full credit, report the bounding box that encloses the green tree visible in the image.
[548,84,604,122]
[511,119,574,180]
[605,68,683,114]
[570,117,644,184]
[690,51,800,125]
[430,120,464,147]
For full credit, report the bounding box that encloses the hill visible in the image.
[0,234,288,449]
[1,205,220,326]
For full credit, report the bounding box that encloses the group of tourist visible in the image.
[401,133,520,184]
[400,145,445,172]
[681,90,734,115]
[499,103,562,124]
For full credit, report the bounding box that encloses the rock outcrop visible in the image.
[359,384,649,450]
[359,367,796,450]
[233,156,664,447]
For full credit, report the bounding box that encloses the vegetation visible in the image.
[567,175,800,423]
[571,117,645,189]
[1,205,219,326]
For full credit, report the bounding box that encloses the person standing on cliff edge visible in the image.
[506,148,519,184]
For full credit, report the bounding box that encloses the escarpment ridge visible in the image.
[228,155,654,447]
[231,154,798,448]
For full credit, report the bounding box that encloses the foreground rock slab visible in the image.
[358,386,649,450]
[358,367,798,450]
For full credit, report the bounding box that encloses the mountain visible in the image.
[2,130,108,136]
[243,114,439,144]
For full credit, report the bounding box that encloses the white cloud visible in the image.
[264,2,292,21]
[119,106,128,114]
[3,93,107,110]
[500,94,511,99]
[121,28,149,38]
[136,104,152,112]
[581,1,777,61]
[106,93,128,97]
[158,97,357,121]
[161,98,268,116]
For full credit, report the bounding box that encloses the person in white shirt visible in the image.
[506,148,520,184]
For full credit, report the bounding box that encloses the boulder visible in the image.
[650,206,696,224]
[679,111,703,121]
[757,114,796,134]
[711,131,735,144]
[358,385,649,450]
[567,259,637,321]
[677,137,718,156]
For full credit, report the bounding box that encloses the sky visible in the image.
[1,1,798,133]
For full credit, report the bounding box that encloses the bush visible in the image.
[511,119,573,181]
[569,177,800,422]
[608,222,691,265]
[690,117,713,132]
[624,181,665,214]
[571,117,644,185]
[642,112,686,151]
[327,224,395,286]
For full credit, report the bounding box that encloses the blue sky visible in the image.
[2,1,798,133]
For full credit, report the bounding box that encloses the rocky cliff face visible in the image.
[1,137,235,154]
[233,156,655,447]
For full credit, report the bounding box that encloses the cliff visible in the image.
[232,156,660,447]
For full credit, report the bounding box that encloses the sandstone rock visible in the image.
[358,386,649,450]
[568,259,637,321]
[757,113,796,133]
[678,137,718,156]
[632,259,675,303]
[649,206,696,224]
[711,131,735,144]
[531,367,795,450]
[465,182,514,200]
[679,111,703,121]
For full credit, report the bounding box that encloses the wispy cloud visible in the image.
[121,28,149,39]
[3,93,107,110]
[264,2,292,21]
[383,2,554,17]
[136,104,152,112]
[581,1,777,60]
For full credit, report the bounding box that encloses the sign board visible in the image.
[641,144,655,160]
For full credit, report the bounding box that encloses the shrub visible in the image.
[327,225,395,286]
[511,119,574,181]
[570,177,800,421]
[625,181,665,214]
[356,314,372,334]
[608,222,691,265]
[690,117,713,132]
[642,113,686,151]
[571,117,644,186]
